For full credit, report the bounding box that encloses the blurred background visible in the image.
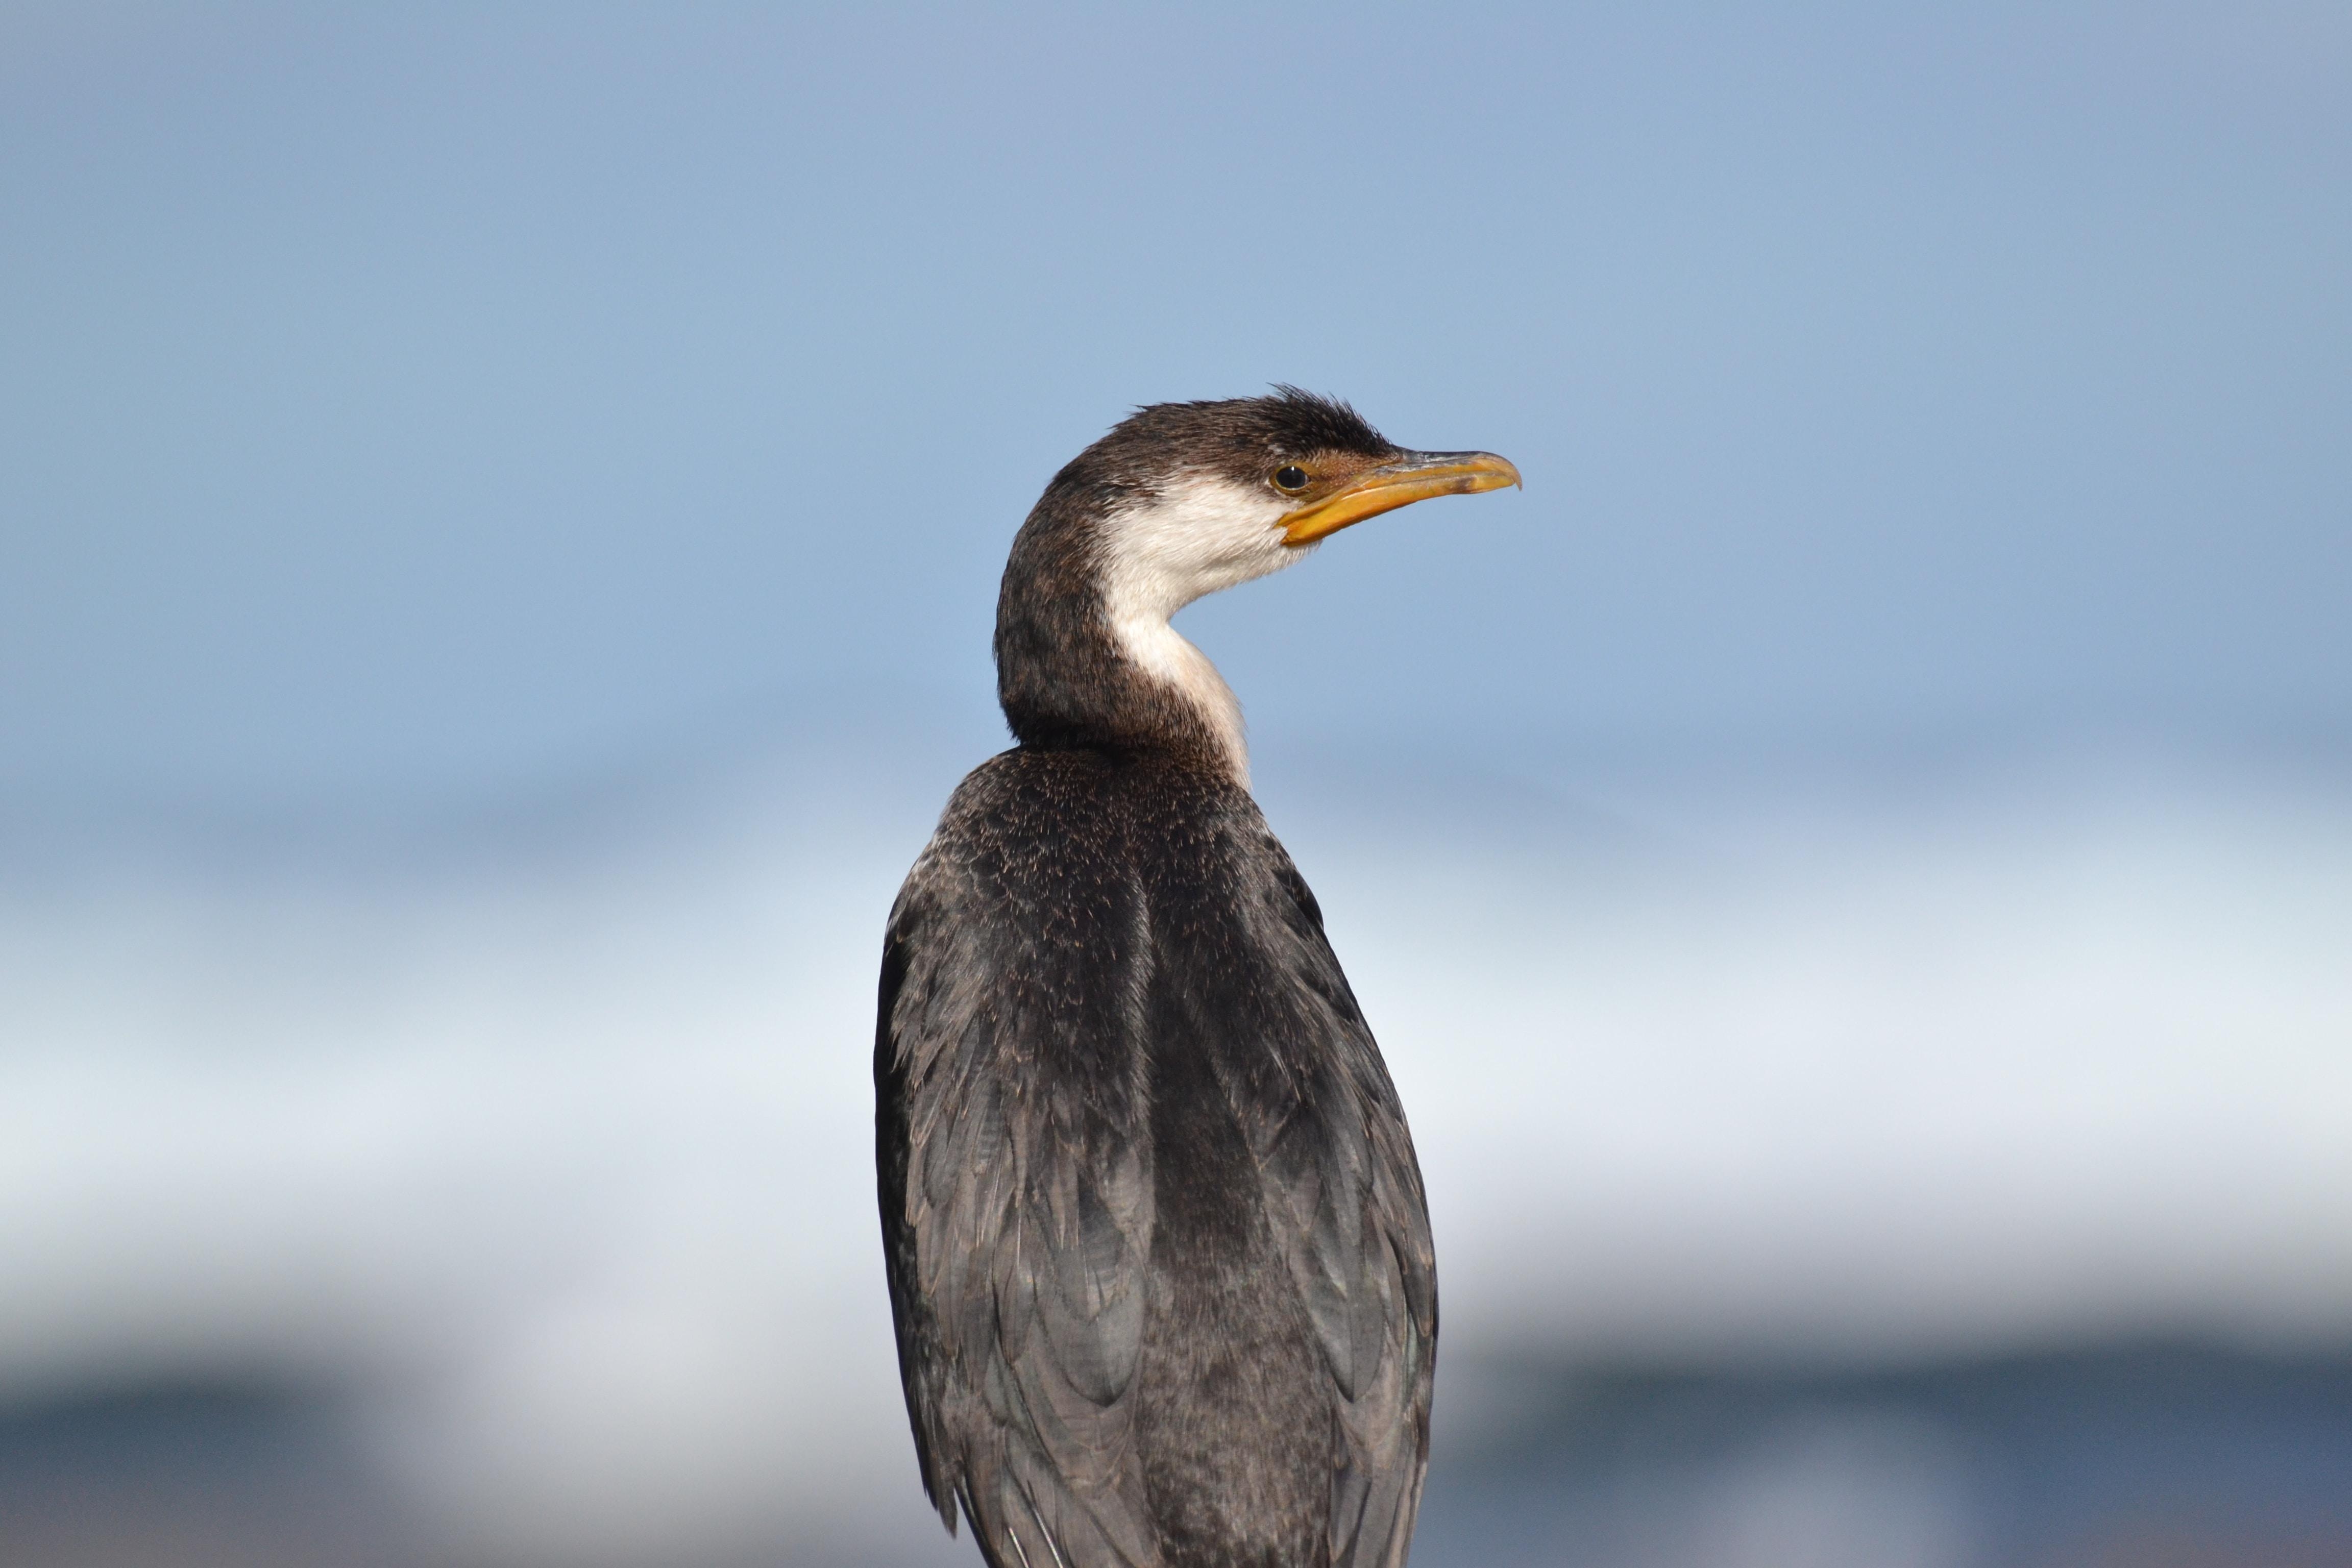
[4,3,2349,1564]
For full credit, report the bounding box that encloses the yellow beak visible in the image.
[1280,450,1523,547]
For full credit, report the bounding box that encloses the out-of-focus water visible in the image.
[4,734,2350,1564]
[11,1344,2352,1567]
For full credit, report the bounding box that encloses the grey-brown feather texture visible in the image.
[879,390,1439,1568]
[877,748,1437,1568]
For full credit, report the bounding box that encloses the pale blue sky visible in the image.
[4,2,2346,807]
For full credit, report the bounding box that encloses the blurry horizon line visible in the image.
[6,682,2347,883]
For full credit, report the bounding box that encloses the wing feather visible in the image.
[879,766,1437,1568]
[1255,843,1439,1568]
[878,812,1161,1568]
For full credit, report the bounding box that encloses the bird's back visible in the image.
[877,746,1437,1568]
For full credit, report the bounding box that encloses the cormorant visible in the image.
[876,389,1520,1568]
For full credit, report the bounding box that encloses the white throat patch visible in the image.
[1096,472,1304,787]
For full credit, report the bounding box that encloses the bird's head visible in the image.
[996,388,1520,778]
[1054,386,1522,619]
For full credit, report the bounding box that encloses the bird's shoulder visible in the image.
[896,745,1283,915]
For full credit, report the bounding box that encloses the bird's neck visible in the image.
[995,533,1250,787]
[1100,604,1248,783]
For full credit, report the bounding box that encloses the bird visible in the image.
[875,388,1520,1568]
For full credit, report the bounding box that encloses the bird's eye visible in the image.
[1272,465,1310,493]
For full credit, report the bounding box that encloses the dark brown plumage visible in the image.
[877,391,1516,1567]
